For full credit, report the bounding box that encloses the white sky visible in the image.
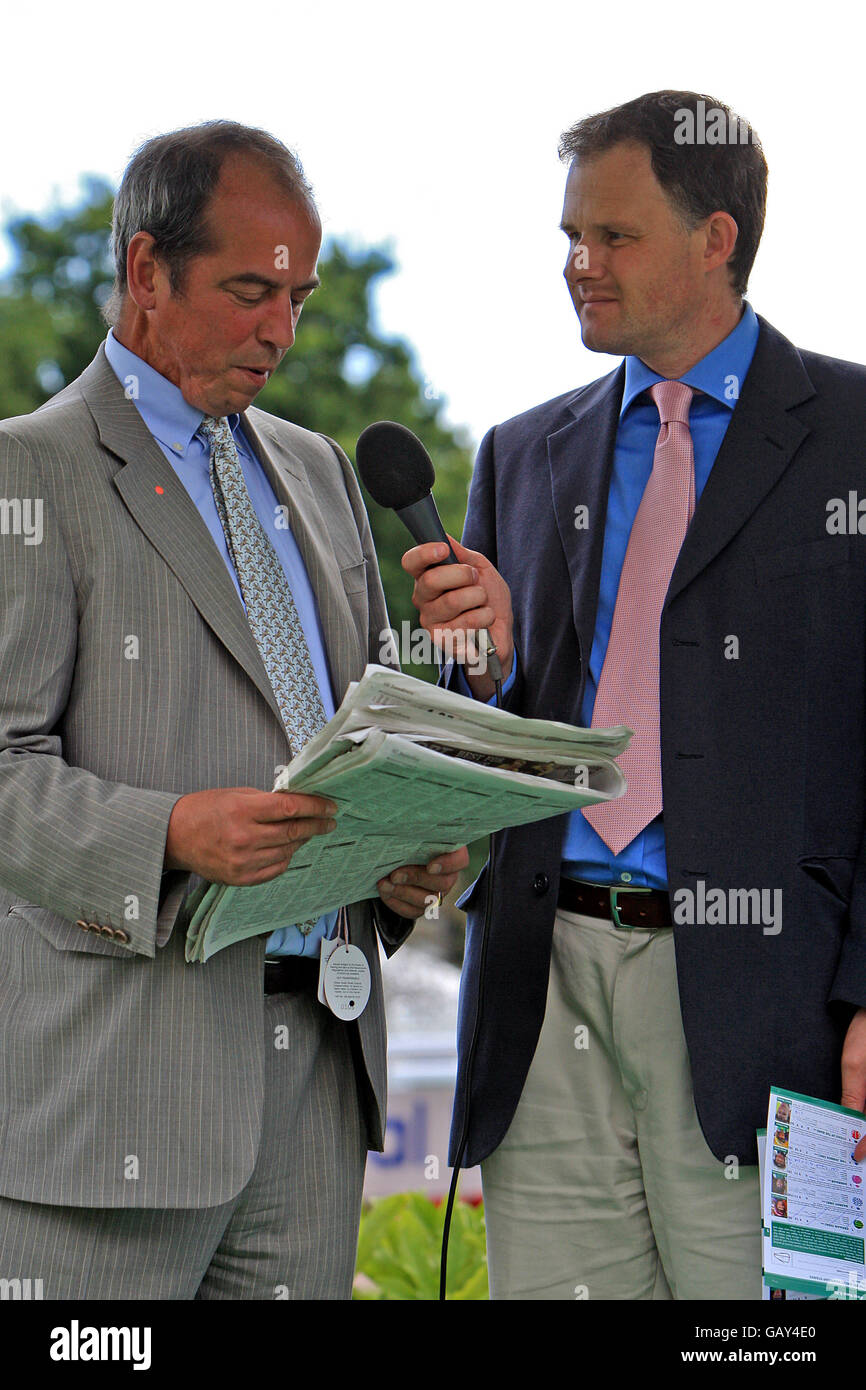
[3,0,863,447]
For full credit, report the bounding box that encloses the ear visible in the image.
[125,232,163,312]
[702,210,739,277]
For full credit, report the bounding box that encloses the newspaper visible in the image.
[184,665,631,962]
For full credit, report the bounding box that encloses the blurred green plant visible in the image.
[354,1192,489,1300]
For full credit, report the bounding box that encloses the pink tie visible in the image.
[583,380,696,855]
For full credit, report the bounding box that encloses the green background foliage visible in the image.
[354,1193,489,1300]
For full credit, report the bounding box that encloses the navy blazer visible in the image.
[451,315,866,1167]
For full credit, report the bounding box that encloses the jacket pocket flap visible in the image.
[340,559,368,593]
[754,536,851,584]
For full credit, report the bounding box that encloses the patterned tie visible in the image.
[200,415,327,757]
[582,380,696,855]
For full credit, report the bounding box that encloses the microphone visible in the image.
[355,421,503,683]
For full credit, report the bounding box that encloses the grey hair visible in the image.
[102,120,316,326]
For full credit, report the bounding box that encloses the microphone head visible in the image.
[355,421,435,510]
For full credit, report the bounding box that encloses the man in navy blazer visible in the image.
[404,90,866,1299]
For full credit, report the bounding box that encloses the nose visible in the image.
[564,237,605,287]
[258,292,297,353]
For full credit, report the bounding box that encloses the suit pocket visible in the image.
[340,559,368,594]
[339,559,370,666]
[6,903,132,956]
[798,855,857,907]
[754,536,851,585]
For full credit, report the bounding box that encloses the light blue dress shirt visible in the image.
[104,330,338,955]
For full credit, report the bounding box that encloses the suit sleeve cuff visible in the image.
[156,869,193,947]
[454,649,518,704]
[829,936,866,1014]
[371,898,414,956]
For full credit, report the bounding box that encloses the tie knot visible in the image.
[199,415,233,447]
[649,379,693,427]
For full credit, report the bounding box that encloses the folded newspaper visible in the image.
[184,665,632,961]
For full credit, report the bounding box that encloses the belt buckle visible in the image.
[609,884,652,929]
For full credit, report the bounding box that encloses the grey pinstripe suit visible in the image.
[0,344,406,1230]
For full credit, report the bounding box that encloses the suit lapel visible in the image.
[666,317,814,606]
[546,319,815,633]
[79,347,340,734]
[547,365,624,659]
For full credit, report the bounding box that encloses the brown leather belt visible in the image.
[264,956,320,995]
[557,878,673,929]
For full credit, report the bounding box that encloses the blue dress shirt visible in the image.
[562,301,760,889]
[104,331,338,954]
[459,303,759,889]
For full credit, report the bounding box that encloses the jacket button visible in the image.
[532,873,550,896]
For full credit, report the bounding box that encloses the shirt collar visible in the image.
[619,300,760,418]
[104,329,241,456]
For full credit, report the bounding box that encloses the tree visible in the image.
[0,181,475,669]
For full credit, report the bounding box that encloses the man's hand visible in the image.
[376,846,470,920]
[402,537,514,702]
[841,1007,866,1160]
[164,787,337,886]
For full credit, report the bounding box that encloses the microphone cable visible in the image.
[439,671,502,1300]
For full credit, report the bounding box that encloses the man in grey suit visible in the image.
[0,121,466,1299]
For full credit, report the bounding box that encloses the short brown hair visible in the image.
[558,91,767,296]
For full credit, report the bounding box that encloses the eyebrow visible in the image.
[559,220,640,236]
[220,272,321,292]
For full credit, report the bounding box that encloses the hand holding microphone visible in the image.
[355,421,514,701]
[401,534,514,702]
